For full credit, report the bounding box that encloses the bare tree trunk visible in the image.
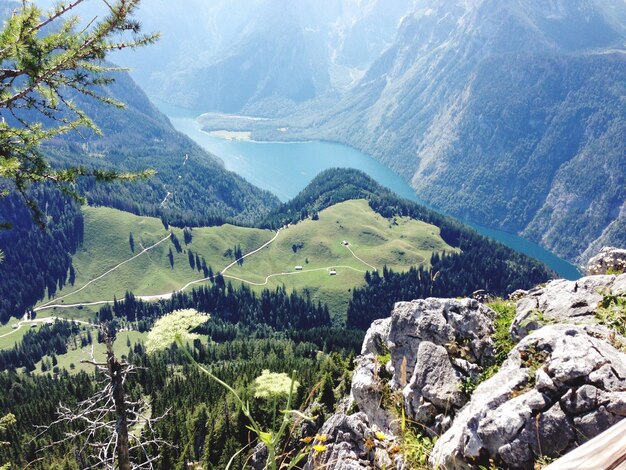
[107,337,131,470]
[39,323,169,469]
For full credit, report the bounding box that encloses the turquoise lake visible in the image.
[155,101,582,280]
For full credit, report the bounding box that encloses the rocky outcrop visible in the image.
[430,324,626,469]
[586,247,626,276]
[352,299,497,437]
[511,273,626,341]
[306,254,626,469]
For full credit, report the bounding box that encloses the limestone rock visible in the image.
[361,317,392,356]
[350,355,396,433]
[430,324,626,469]
[587,247,626,275]
[388,299,496,385]
[511,273,626,340]
[350,298,497,435]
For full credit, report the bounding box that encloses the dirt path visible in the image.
[343,244,377,271]
[222,264,366,287]
[36,229,283,309]
[31,229,382,315]
[36,234,172,311]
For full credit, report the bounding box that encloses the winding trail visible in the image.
[134,228,283,301]
[223,265,367,287]
[344,244,377,272]
[36,234,172,311]
[36,229,283,309]
[32,229,383,315]
[3,231,380,342]
[36,301,114,312]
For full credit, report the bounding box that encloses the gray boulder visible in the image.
[587,247,626,275]
[361,317,392,356]
[430,324,626,469]
[511,273,626,340]
[350,355,397,433]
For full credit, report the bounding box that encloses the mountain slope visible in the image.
[42,67,280,226]
[239,0,626,263]
[25,170,551,324]
[100,0,418,113]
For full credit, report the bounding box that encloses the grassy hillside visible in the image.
[226,199,455,314]
[36,199,455,322]
[37,206,273,308]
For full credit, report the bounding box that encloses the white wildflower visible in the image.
[146,309,209,353]
[254,370,298,399]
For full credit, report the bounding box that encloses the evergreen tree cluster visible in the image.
[0,320,357,469]
[98,282,331,332]
[347,246,549,329]
[0,186,83,323]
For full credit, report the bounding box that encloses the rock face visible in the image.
[354,299,497,436]
[587,247,626,276]
[430,324,626,469]
[511,273,626,341]
[306,256,626,470]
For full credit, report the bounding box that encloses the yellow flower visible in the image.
[313,444,327,452]
[375,431,387,441]
[315,434,327,442]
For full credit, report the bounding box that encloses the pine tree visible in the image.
[168,248,174,269]
[0,0,158,224]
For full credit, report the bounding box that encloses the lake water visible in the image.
[155,100,582,280]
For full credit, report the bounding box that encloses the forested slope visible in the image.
[41,68,280,227]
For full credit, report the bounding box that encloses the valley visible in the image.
[159,101,582,280]
[1,1,623,468]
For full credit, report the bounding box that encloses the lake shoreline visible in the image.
[154,99,582,280]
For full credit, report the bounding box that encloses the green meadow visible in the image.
[36,199,456,323]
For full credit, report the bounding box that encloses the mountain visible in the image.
[98,0,418,113]
[332,0,626,264]
[40,67,280,227]
[203,0,625,264]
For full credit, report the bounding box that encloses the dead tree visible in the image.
[36,326,169,469]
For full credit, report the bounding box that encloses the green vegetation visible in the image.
[0,168,553,467]
[374,347,435,469]
[595,291,626,337]
[399,425,436,469]
[459,299,517,395]
[227,199,453,318]
[38,205,271,307]
[147,310,312,470]
[488,299,517,365]
[36,199,452,323]
[0,0,156,224]
[0,317,358,468]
